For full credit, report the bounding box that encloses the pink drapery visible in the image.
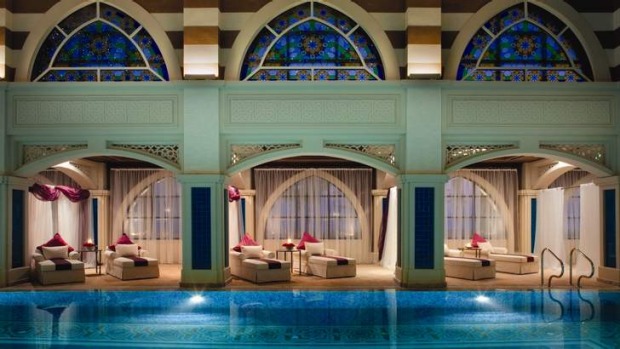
[228,185,241,202]
[29,183,90,202]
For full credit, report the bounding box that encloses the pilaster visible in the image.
[397,173,448,288]
[0,176,31,287]
[178,173,228,288]
[594,176,620,285]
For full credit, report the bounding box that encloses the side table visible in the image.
[276,249,302,275]
[78,249,102,275]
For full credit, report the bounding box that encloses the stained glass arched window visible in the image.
[240,1,384,81]
[31,2,168,82]
[457,3,593,82]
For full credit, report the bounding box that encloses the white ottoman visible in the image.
[307,255,356,278]
[239,258,291,283]
[489,253,539,274]
[444,257,496,280]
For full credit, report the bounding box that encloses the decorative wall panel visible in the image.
[446,96,612,126]
[13,96,177,127]
[226,95,399,125]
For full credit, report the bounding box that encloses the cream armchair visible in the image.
[104,244,159,280]
[32,246,85,285]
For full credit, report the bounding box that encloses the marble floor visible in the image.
[4,263,620,291]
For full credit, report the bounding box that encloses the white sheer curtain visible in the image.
[535,188,566,269]
[445,169,516,250]
[380,187,398,270]
[255,168,372,263]
[111,169,181,264]
[579,183,600,275]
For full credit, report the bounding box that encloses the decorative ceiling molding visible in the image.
[324,143,397,168]
[22,144,88,165]
[445,144,517,167]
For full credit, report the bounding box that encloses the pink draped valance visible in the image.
[29,183,90,202]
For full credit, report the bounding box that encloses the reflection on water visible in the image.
[0,289,618,348]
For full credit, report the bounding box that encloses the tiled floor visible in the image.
[4,264,620,291]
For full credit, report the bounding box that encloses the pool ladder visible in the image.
[540,248,564,287]
[540,247,595,288]
[569,248,595,288]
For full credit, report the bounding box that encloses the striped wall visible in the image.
[406,0,441,78]
[0,0,618,81]
[183,0,219,77]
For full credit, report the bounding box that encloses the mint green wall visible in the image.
[1,81,619,288]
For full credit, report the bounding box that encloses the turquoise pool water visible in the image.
[0,289,618,348]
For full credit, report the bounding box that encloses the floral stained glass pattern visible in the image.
[32,2,168,82]
[457,3,592,82]
[241,1,384,81]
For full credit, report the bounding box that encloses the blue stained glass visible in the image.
[132,28,168,80]
[32,28,65,79]
[58,4,96,33]
[32,3,168,82]
[101,3,140,35]
[268,3,311,34]
[54,22,143,67]
[314,3,355,33]
[458,3,592,82]
[39,70,98,82]
[242,1,383,81]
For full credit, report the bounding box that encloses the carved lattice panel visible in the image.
[109,144,180,166]
[230,144,301,165]
[445,144,517,167]
[324,143,397,167]
[539,144,606,164]
[22,144,88,165]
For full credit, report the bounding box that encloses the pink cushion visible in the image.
[471,232,487,248]
[37,232,75,253]
[297,232,320,250]
[108,233,140,252]
[232,234,259,252]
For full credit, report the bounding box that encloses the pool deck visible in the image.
[3,264,620,291]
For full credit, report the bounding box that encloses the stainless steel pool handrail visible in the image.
[541,248,564,287]
[569,248,595,288]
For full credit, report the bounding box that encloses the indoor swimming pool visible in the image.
[0,289,618,348]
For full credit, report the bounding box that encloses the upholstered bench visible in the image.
[239,258,291,283]
[444,257,496,280]
[489,253,539,274]
[307,255,356,279]
[36,258,85,285]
